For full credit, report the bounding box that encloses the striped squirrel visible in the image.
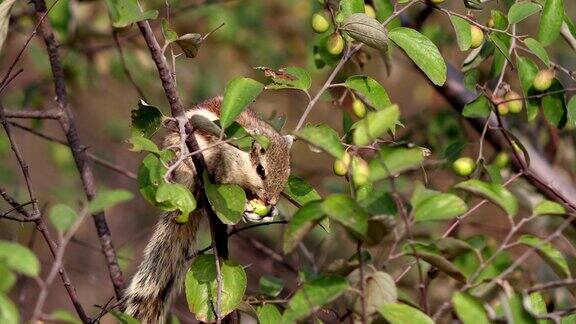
[124,97,292,323]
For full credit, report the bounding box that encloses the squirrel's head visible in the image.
[240,133,292,222]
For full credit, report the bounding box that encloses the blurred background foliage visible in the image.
[0,0,575,322]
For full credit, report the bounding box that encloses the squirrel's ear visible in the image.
[284,135,295,149]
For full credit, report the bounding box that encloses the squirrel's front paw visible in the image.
[244,199,277,222]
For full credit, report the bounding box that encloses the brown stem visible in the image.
[3,109,61,119]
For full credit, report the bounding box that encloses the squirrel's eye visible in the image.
[256,164,266,179]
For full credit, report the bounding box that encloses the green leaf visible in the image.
[374,0,400,28]
[131,100,164,138]
[265,66,312,91]
[437,237,476,259]
[0,294,19,324]
[155,183,197,223]
[281,276,348,323]
[414,193,468,221]
[517,56,541,121]
[51,309,82,324]
[508,1,541,24]
[89,189,133,214]
[542,80,567,128]
[175,33,203,58]
[500,293,537,324]
[347,269,397,315]
[489,33,512,64]
[567,95,576,129]
[526,292,547,324]
[538,0,564,46]
[137,152,171,206]
[463,42,494,72]
[225,122,254,151]
[403,242,466,282]
[388,27,447,86]
[378,303,434,324]
[369,146,425,181]
[463,95,492,118]
[452,292,490,324]
[0,265,15,292]
[464,70,480,92]
[533,200,565,216]
[220,77,264,129]
[283,201,325,254]
[0,241,40,277]
[449,15,472,51]
[204,173,246,225]
[48,204,77,233]
[410,182,439,208]
[161,18,178,43]
[345,75,392,110]
[340,0,365,20]
[353,105,400,146]
[104,0,158,28]
[259,275,284,297]
[518,234,571,278]
[0,0,17,54]
[127,135,161,154]
[342,13,388,52]
[258,304,282,324]
[283,175,322,206]
[489,44,508,79]
[491,10,509,30]
[485,164,504,184]
[455,179,518,217]
[185,254,247,322]
[110,310,141,324]
[523,38,550,66]
[322,194,369,238]
[463,0,483,10]
[357,186,396,215]
[296,124,345,159]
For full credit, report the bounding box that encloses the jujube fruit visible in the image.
[505,91,523,114]
[364,4,377,18]
[352,157,370,186]
[533,69,554,91]
[452,157,476,176]
[311,11,330,33]
[470,25,484,48]
[327,33,345,55]
[352,99,367,118]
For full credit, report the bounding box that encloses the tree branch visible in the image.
[32,0,125,299]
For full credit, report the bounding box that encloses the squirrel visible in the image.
[123,96,292,323]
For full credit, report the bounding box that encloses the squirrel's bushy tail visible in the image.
[124,212,201,323]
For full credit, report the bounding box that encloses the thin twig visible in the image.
[112,29,148,100]
[357,242,367,324]
[8,121,137,180]
[32,208,89,321]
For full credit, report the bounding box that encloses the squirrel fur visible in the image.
[123,97,292,323]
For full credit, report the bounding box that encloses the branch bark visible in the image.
[32,0,125,299]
